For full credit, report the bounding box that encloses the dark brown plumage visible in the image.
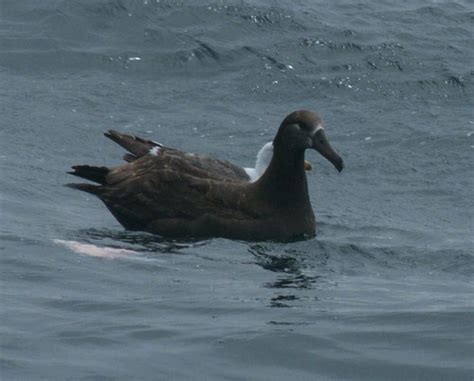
[67,110,344,241]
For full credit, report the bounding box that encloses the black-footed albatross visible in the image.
[99,130,311,183]
[67,110,344,241]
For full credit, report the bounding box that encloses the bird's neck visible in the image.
[257,146,310,206]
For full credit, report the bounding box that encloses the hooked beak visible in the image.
[312,129,344,172]
[304,160,312,171]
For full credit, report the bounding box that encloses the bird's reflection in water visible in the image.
[70,229,329,307]
[248,243,327,308]
[270,294,298,308]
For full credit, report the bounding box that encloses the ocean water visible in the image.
[1,0,473,380]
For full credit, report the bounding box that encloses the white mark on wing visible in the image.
[149,146,161,156]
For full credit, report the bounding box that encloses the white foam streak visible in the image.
[54,239,139,260]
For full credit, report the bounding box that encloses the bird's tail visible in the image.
[67,165,109,185]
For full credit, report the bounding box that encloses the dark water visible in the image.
[1,0,473,380]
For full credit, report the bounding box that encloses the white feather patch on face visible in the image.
[312,124,324,135]
[149,146,161,156]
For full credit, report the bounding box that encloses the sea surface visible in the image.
[1,0,473,380]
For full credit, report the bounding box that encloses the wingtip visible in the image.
[64,182,101,195]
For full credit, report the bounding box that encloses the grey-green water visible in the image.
[1,1,473,380]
